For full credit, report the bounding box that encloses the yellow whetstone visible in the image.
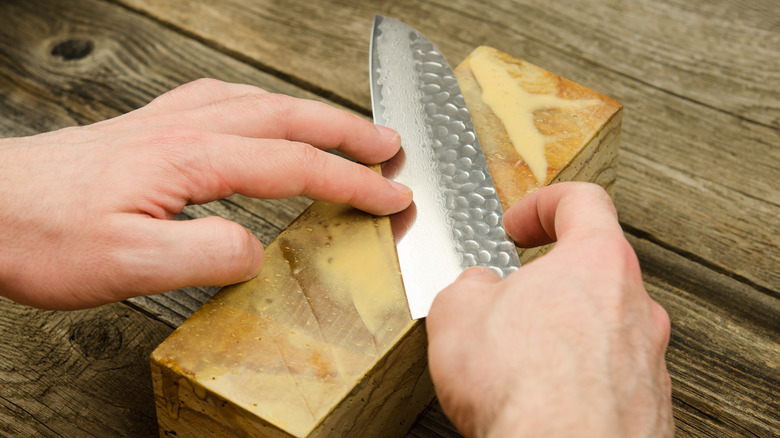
[150,46,622,437]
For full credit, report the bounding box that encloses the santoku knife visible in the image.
[369,15,521,319]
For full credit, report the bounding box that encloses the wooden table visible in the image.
[1,0,777,436]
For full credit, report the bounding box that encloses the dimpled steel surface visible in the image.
[370,16,520,318]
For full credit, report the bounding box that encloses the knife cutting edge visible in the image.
[369,15,521,319]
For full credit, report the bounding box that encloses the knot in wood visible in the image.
[50,38,94,61]
[68,318,122,360]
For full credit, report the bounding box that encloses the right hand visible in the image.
[426,183,673,438]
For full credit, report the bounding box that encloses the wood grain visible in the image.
[0,298,173,437]
[113,0,780,127]
[0,0,777,436]
[0,0,353,133]
[632,234,780,437]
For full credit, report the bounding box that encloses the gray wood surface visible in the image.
[0,0,777,436]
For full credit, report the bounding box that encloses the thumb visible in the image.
[120,216,264,296]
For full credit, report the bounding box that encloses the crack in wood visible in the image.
[623,222,780,302]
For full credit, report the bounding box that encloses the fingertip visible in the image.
[355,176,413,216]
[199,219,264,284]
[388,179,413,196]
[247,230,264,280]
[139,217,265,289]
[387,179,414,210]
[375,125,400,145]
[369,125,402,163]
[501,213,520,243]
[501,194,555,248]
[456,266,501,282]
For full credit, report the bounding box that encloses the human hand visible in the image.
[426,183,673,438]
[0,79,412,309]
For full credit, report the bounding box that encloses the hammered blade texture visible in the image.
[370,16,520,317]
[415,46,520,273]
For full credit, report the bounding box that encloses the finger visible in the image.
[502,182,621,247]
[114,216,264,297]
[147,78,268,112]
[427,267,500,334]
[177,134,412,216]
[456,266,503,283]
[93,80,269,132]
[173,92,402,164]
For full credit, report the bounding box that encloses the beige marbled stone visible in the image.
[457,46,622,209]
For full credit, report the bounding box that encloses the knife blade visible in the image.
[370,15,521,319]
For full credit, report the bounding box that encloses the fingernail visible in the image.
[388,179,412,195]
[502,216,519,242]
[376,125,399,142]
[248,234,264,279]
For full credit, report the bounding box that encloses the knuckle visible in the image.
[277,141,326,195]
[293,141,327,173]
[181,78,227,95]
[340,165,374,204]
[333,110,369,148]
[576,182,614,209]
[614,235,639,261]
[570,181,608,196]
[652,301,672,345]
[607,236,644,285]
[256,93,295,119]
[287,144,365,204]
[50,125,94,144]
[335,108,364,129]
[138,127,212,179]
[564,181,614,205]
[152,78,224,106]
[146,126,207,150]
[230,93,296,135]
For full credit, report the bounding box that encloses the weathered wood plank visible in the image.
[0,298,174,437]
[406,402,462,438]
[111,0,780,294]
[0,0,351,133]
[0,0,776,436]
[617,146,779,293]
[112,0,780,128]
[631,234,780,437]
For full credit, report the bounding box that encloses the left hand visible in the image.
[0,79,411,309]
